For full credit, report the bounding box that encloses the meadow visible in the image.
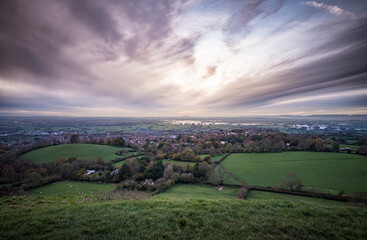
[162,159,195,168]
[161,155,224,168]
[113,160,125,167]
[154,184,239,199]
[1,196,366,240]
[339,144,360,149]
[20,144,132,163]
[221,152,367,194]
[30,181,116,196]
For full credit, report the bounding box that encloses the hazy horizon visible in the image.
[1,0,367,117]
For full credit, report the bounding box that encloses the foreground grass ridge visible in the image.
[0,197,366,240]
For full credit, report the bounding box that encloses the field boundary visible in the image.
[246,186,353,202]
[214,153,231,165]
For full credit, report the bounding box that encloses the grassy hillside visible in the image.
[20,144,132,163]
[30,181,116,196]
[221,152,367,194]
[0,196,366,239]
[154,184,239,199]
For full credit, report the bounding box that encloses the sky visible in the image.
[0,0,367,117]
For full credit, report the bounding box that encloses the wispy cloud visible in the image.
[300,1,356,18]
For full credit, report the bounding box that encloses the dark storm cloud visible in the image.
[0,0,198,81]
[0,0,81,80]
[65,0,122,44]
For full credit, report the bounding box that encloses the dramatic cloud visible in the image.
[0,0,366,116]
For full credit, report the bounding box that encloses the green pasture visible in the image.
[339,144,361,149]
[113,160,125,168]
[246,190,345,206]
[162,160,195,168]
[221,152,367,194]
[30,181,116,196]
[20,144,132,163]
[1,196,366,239]
[154,184,239,199]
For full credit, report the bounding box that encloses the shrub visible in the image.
[236,185,250,199]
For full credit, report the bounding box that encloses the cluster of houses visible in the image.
[339,147,358,153]
[85,168,120,176]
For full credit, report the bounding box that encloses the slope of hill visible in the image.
[0,196,366,239]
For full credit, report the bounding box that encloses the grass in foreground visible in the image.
[29,181,116,196]
[0,196,366,240]
[20,144,132,163]
[154,184,239,199]
[221,152,367,194]
[246,190,346,206]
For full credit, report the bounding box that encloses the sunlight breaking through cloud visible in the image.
[0,0,366,116]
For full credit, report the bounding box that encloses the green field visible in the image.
[246,190,345,206]
[113,160,125,168]
[20,144,132,163]
[162,160,195,168]
[161,155,224,168]
[1,196,366,239]
[30,181,116,196]
[340,144,361,149]
[154,184,239,199]
[221,152,367,194]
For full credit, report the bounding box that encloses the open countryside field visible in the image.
[154,184,239,199]
[162,160,195,168]
[20,144,133,163]
[221,152,367,194]
[246,190,345,206]
[30,181,116,196]
[113,160,125,168]
[161,155,225,168]
[340,144,361,149]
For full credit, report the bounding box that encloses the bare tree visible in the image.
[282,172,302,191]
[163,164,174,179]
[211,165,231,185]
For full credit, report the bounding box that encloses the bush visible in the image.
[171,172,180,182]
[117,180,143,191]
[236,185,250,199]
[185,174,196,183]
[155,178,169,193]
[143,160,164,180]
